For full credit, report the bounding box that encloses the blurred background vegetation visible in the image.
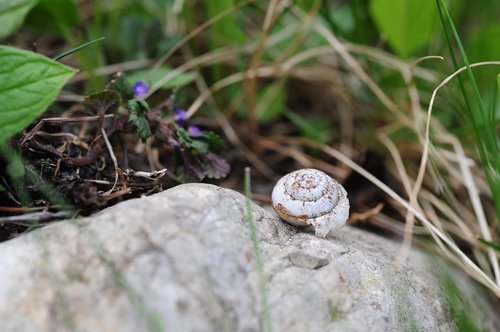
[2,0,500,304]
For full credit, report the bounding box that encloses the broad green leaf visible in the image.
[0,46,76,144]
[467,24,500,63]
[25,0,79,34]
[369,0,439,58]
[127,66,196,90]
[206,0,245,45]
[0,0,39,39]
[205,0,245,82]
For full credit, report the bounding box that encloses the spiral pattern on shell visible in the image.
[271,168,349,237]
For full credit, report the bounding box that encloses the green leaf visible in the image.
[467,24,500,63]
[128,99,151,115]
[0,46,76,144]
[284,110,331,144]
[128,112,152,141]
[177,128,209,154]
[202,131,224,153]
[369,0,439,58]
[0,0,39,39]
[109,73,134,101]
[206,0,245,45]
[24,0,79,35]
[127,99,152,141]
[257,84,286,124]
[1,143,25,179]
[127,66,196,90]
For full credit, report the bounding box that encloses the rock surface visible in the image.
[0,184,498,332]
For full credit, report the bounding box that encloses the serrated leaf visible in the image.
[127,66,196,90]
[128,99,151,115]
[179,150,206,181]
[25,0,79,34]
[179,149,230,181]
[202,152,230,179]
[128,112,152,141]
[0,0,39,39]
[0,46,76,144]
[369,0,439,58]
[127,99,152,141]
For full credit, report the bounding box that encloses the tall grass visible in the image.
[435,0,500,228]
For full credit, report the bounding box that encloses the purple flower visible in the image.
[132,81,149,99]
[187,125,202,137]
[174,108,187,125]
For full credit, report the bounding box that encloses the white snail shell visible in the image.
[271,168,349,238]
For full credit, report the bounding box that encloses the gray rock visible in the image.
[0,184,497,332]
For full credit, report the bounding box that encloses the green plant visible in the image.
[370,0,440,58]
[435,0,500,228]
[0,0,39,39]
[0,46,76,144]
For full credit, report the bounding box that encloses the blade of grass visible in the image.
[436,0,500,229]
[244,167,272,332]
[419,61,500,287]
[478,238,500,253]
[53,37,105,61]
[435,1,473,115]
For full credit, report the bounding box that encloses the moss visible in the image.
[391,280,421,332]
[327,300,344,321]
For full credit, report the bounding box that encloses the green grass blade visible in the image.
[436,0,500,226]
[53,37,105,61]
[435,1,473,119]
[478,238,500,252]
[244,167,273,332]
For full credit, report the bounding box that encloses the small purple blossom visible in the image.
[174,108,187,126]
[187,125,202,137]
[132,81,149,99]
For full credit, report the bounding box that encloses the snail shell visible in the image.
[271,168,349,238]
